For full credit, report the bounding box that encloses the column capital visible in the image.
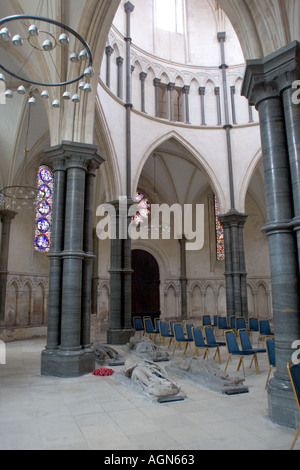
[124,1,135,14]
[116,56,124,66]
[0,209,17,223]
[153,78,161,87]
[214,87,220,95]
[183,85,190,94]
[105,45,114,56]
[218,209,248,228]
[167,82,175,91]
[199,87,206,95]
[242,40,300,106]
[139,71,147,81]
[217,31,226,43]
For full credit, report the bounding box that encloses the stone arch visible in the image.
[133,130,226,212]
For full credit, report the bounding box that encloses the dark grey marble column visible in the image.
[43,152,66,351]
[0,210,17,325]
[116,56,124,100]
[215,87,222,125]
[154,78,161,118]
[219,210,248,320]
[139,72,147,113]
[242,41,300,429]
[199,87,206,126]
[105,45,114,88]
[81,158,104,350]
[168,82,175,122]
[41,141,103,378]
[183,85,190,124]
[230,86,237,124]
[179,237,187,320]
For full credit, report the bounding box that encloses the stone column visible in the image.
[43,154,66,351]
[153,78,161,117]
[242,41,300,429]
[41,141,103,378]
[215,87,222,125]
[230,85,237,125]
[219,210,248,319]
[0,210,17,325]
[139,71,147,113]
[81,158,102,350]
[183,85,190,124]
[116,56,124,100]
[199,87,206,125]
[167,82,175,121]
[179,237,187,320]
[105,45,114,88]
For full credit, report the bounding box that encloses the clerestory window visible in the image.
[156,0,184,34]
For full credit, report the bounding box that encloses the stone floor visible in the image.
[0,333,299,451]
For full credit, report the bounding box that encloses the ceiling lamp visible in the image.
[0,14,94,95]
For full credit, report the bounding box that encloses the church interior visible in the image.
[0,0,300,451]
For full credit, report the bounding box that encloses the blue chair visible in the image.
[185,324,194,341]
[203,326,226,364]
[173,323,193,356]
[169,320,177,336]
[230,316,237,331]
[218,316,228,331]
[236,317,247,332]
[203,315,212,327]
[238,328,266,374]
[249,317,259,341]
[192,327,220,361]
[265,338,276,389]
[144,317,159,342]
[258,320,274,344]
[224,330,258,377]
[133,316,144,336]
[287,361,300,450]
[159,321,174,349]
[213,316,219,328]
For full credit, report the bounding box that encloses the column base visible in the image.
[268,378,300,429]
[41,348,95,378]
[107,328,134,345]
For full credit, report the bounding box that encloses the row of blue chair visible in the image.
[133,316,276,380]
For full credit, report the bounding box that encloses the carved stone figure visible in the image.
[127,336,169,362]
[122,358,183,399]
[94,344,125,366]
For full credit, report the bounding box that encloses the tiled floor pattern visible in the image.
[0,334,299,450]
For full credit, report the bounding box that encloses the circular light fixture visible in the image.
[83,83,92,93]
[84,66,95,78]
[28,96,36,105]
[0,73,6,82]
[41,90,49,99]
[0,15,93,87]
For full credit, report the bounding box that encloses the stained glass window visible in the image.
[34,165,53,253]
[215,196,225,261]
[133,191,150,225]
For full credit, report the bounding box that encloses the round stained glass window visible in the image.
[35,234,50,250]
[37,200,51,216]
[36,218,50,233]
[133,191,150,225]
[38,184,52,199]
[39,166,53,183]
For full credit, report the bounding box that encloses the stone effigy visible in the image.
[127,336,169,362]
[94,344,125,366]
[167,357,249,395]
[118,358,185,402]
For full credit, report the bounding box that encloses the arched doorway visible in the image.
[131,249,161,323]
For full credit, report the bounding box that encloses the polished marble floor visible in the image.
[0,333,299,451]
